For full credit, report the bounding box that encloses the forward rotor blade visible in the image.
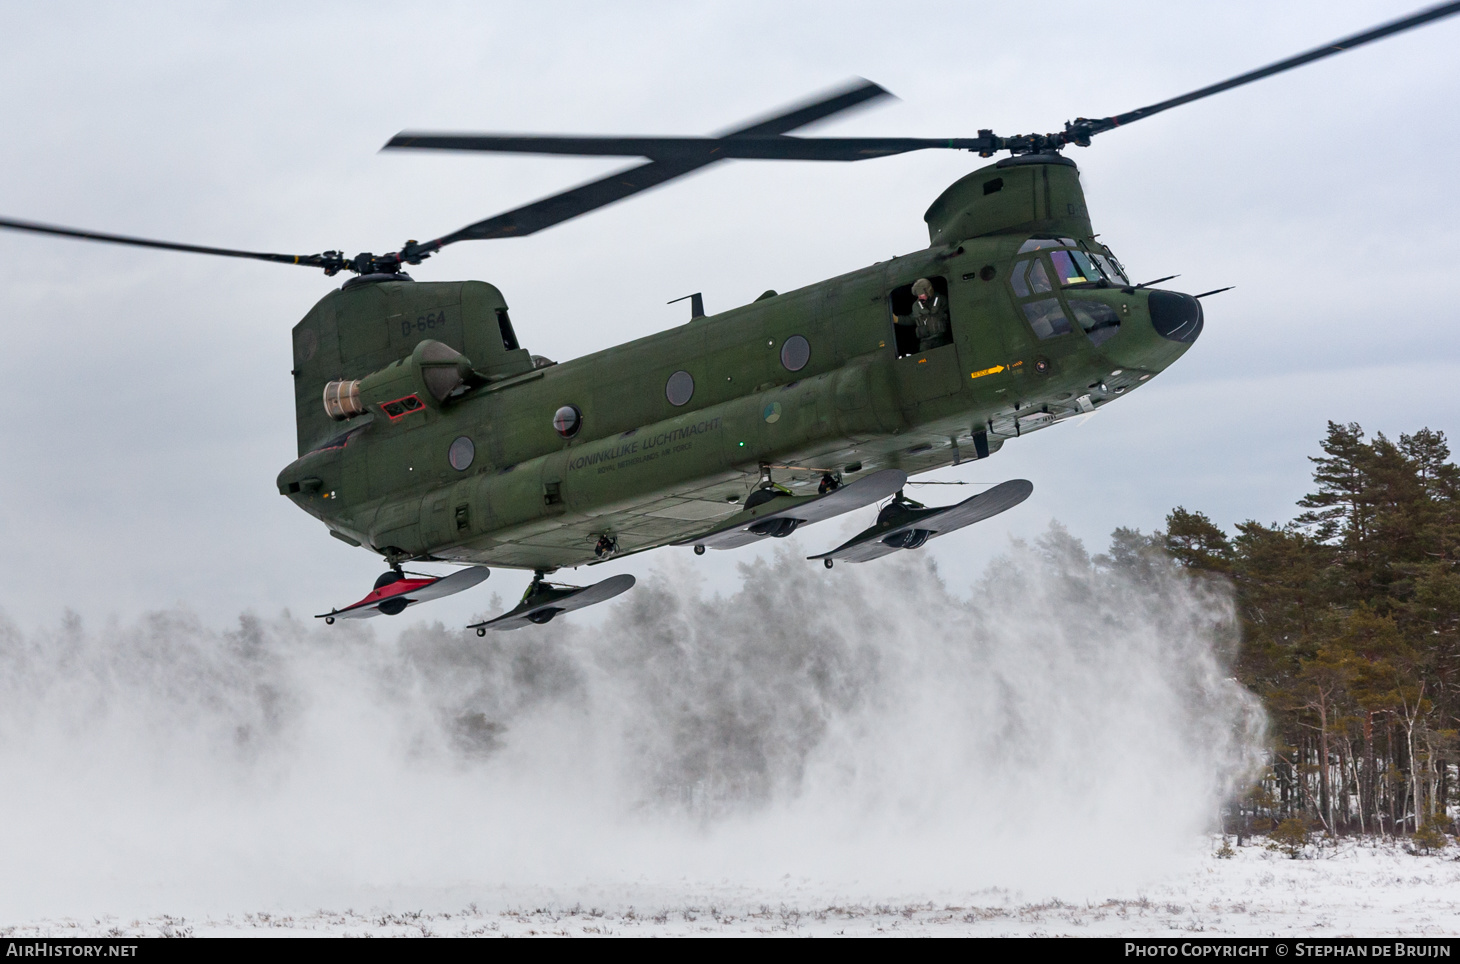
[401,79,894,249]
[721,79,893,137]
[1077,1,1460,138]
[386,133,984,162]
[0,216,342,271]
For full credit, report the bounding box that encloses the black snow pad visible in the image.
[684,469,908,550]
[469,573,636,632]
[810,479,1033,563]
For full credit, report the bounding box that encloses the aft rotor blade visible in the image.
[402,79,894,248]
[0,216,343,271]
[386,133,985,162]
[1078,1,1460,137]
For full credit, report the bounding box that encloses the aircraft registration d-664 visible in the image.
[4,3,1457,628]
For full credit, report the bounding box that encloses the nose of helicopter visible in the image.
[1093,286,1204,375]
[1147,289,1203,343]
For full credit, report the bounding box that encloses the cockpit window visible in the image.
[1018,236,1132,287]
[1051,249,1103,286]
[1022,298,1073,339]
[1017,237,1067,254]
[1010,258,1053,297]
[1091,253,1128,285]
[1010,237,1134,341]
[1071,250,1101,280]
[1068,299,1121,346]
[1011,253,1068,339]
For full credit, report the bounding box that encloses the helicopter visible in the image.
[3,2,1457,630]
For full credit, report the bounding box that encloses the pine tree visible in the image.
[1295,421,1373,548]
[1164,507,1233,573]
[1164,421,1460,840]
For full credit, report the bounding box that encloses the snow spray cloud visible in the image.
[0,525,1264,917]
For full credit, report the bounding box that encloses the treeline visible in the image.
[1126,421,1459,838]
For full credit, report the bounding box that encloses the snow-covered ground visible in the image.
[0,556,1445,938]
[3,837,1458,937]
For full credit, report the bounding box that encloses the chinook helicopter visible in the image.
[3,3,1457,630]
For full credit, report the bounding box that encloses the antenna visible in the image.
[668,292,705,319]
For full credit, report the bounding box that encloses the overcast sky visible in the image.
[1,0,1457,631]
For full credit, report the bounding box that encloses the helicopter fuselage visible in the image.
[276,154,1202,572]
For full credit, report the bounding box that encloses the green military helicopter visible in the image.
[4,3,1457,630]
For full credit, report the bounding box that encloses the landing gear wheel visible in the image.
[823,558,834,569]
[325,616,335,625]
[693,544,705,556]
[374,570,403,590]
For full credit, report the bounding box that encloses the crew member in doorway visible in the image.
[897,278,949,352]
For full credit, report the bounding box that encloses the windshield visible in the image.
[1091,252,1128,285]
[1050,249,1102,286]
[1008,237,1134,343]
[1017,236,1078,253]
[1015,237,1130,287]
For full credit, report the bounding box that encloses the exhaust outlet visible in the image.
[323,379,363,420]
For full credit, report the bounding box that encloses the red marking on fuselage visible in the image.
[380,395,425,421]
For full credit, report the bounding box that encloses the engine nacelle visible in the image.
[322,339,474,421]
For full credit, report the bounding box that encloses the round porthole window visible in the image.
[448,436,475,471]
[665,370,694,406]
[780,335,810,372]
[553,405,582,438]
